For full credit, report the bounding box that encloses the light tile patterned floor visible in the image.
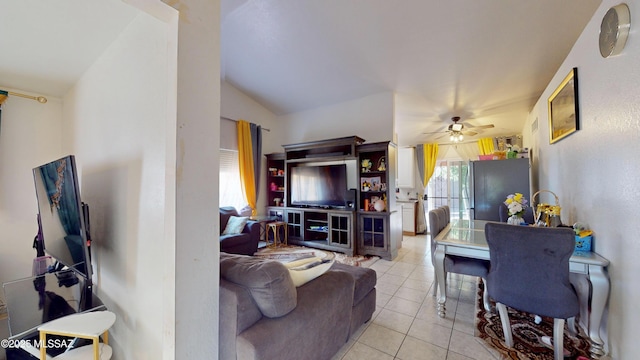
[332,234,503,360]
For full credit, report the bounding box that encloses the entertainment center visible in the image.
[265,136,401,260]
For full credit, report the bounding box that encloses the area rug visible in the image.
[255,245,380,268]
[474,281,592,359]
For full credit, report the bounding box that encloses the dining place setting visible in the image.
[429,191,609,360]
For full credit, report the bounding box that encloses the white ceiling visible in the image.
[1,0,601,147]
[0,0,139,98]
[222,0,601,146]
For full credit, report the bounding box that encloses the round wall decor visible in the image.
[599,3,631,58]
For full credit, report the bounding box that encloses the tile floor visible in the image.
[332,234,503,360]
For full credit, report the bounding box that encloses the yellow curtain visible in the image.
[237,120,257,215]
[477,138,495,155]
[423,143,439,187]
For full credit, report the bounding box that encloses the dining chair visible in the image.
[484,223,579,360]
[429,207,490,311]
[498,203,535,224]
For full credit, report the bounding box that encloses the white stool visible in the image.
[38,310,116,360]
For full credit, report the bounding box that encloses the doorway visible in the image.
[426,160,471,230]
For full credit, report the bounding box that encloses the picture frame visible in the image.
[548,67,579,144]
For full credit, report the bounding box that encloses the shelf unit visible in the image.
[263,136,399,259]
[266,153,286,208]
[285,208,354,256]
[357,141,400,260]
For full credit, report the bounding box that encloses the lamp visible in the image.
[449,131,463,142]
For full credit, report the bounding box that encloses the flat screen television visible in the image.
[33,155,92,283]
[290,164,348,208]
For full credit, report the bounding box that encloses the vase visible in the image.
[507,215,524,225]
[374,199,385,212]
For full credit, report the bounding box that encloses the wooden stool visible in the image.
[267,221,287,247]
[38,310,116,360]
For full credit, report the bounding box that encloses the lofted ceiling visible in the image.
[0,0,140,98]
[1,1,601,147]
[222,0,601,146]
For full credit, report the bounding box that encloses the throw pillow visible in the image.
[223,216,248,235]
[284,257,334,287]
[220,253,297,318]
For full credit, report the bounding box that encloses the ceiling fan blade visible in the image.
[422,125,448,134]
[462,130,478,136]
[463,122,495,129]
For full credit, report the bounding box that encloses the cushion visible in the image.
[223,216,249,235]
[331,262,377,305]
[284,257,334,287]
[220,253,297,318]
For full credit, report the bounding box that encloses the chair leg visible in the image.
[481,277,491,312]
[567,316,577,337]
[496,302,513,348]
[432,270,438,296]
[553,318,565,360]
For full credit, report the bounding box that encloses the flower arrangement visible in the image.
[504,193,528,217]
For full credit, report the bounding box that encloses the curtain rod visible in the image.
[221,116,270,132]
[0,89,48,104]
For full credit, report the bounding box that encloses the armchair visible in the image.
[484,222,579,360]
[219,207,260,255]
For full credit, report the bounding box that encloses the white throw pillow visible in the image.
[284,257,334,287]
[223,216,249,235]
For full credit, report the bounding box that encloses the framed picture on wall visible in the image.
[548,67,580,144]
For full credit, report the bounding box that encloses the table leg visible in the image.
[587,264,609,359]
[434,244,447,318]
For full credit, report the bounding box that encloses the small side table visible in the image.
[250,215,278,244]
[38,310,116,360]
[267,221,287,247]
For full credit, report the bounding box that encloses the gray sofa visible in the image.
[219,253,376,360]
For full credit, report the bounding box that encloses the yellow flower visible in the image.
[514,193,523,202]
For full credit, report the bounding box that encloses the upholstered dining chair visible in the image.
[428,207,491,311]
[484,223,579,360]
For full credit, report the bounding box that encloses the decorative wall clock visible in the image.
[599,3,631,58]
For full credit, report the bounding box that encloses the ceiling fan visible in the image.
[424,116,495,142]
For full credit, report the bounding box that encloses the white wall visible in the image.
[62,6,177,359]
[278,92,395,145]
[221,81,281,153]
[529,1,640,357]
[221,81,281,211]
[0,96,63,293]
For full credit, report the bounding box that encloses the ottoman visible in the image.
[331,262,377,336]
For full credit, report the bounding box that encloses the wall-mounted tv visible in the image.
[290,164,348,208]
[33,155,92,282]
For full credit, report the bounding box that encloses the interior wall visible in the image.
[221,80,280,212]
[278,92,395,145]
[0,95,63,295]
[173,0,220,358]
[62,6,176,359]
[529,0,640,356]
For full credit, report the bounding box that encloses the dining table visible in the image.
[433,219,610,359]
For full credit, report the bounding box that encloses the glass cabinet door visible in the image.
[360,214,387,249]
[329,213,350,247]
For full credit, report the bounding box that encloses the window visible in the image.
[219,149,248,212]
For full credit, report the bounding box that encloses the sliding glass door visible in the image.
[426,160,471,223]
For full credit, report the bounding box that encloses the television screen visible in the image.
[290,164,348,208]
[33,155,92,280]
